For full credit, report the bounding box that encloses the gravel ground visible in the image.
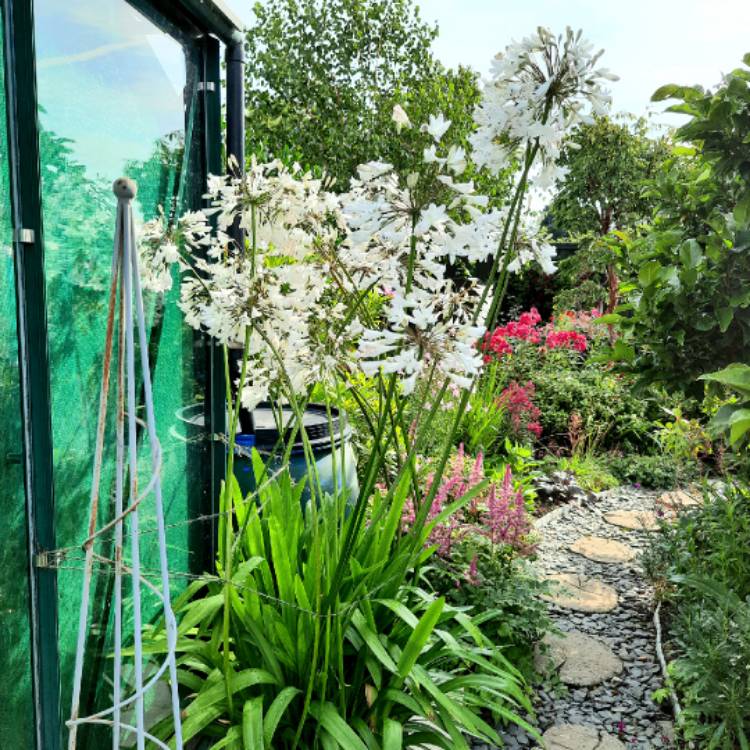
[484,486,676,749]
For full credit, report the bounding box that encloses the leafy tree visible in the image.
[548,116,669,313]
[610,55,750,394]
[550,115,669,237]
[243,0,508,198]
[244,0,437,187]
[384,65,513,204]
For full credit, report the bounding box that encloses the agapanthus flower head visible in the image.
[471,27,616,183]
[339,129,500,396]
[140,159,348,410]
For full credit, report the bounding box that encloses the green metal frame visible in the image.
[0,0,238,746]
[198,33,226,571]
[1,0,62,747]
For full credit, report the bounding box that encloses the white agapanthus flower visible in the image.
[508,211,558,275]
[391,104,411,131]
[140,158,349,410]
[423,113,451,142]
[138,54,604,407]
[470,26,617,185]
[337,134,502,394]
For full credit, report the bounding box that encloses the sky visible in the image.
[223,0,750,127]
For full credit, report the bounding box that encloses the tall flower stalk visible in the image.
[138,26,614,745]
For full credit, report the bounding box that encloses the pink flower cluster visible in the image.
[486,466,534,552]
[482,307,601,362]
[401,445,483,557]
[545,329,588,352]
[498,380,542,439]
[401,446,535,565]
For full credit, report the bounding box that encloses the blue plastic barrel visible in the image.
[175,402,359,511]
[233,403,358,510]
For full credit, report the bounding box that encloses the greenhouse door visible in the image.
[0,0,225,747]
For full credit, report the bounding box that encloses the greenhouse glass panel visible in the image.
[0,22,36,750]
[34,0,205,737]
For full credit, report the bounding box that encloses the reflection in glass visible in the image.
[34,0,203,740]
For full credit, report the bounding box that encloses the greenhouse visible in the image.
[0,1,244,747]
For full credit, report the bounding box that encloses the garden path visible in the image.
[490,485,699,750]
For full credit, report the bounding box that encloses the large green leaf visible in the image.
[700,363,750,396]
[679,238,703,269]
[351,609,398,672]
[716,307,734,332]
[178,594,224,634]
[638,260,663,286]
[397,597,444,678]
[242,697,264,750]
[651,83,703,102]
[729,408,750,445]
[309,702,369,750]
[262,687,301,747]
[383,718,403,750]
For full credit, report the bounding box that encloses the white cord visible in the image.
[654,601,683,721]
[66,179,184,748]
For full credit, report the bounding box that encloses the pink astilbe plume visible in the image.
[486,467,535,554]
[498,381,542,440]
[402,447,535,561]
[402,445,485,557]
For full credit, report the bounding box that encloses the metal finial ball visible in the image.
[113,177,137,200]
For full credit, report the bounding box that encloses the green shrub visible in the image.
[508,352,658,454]
[670,596,750,749]
[424,536,551,685]
[612,58,750,393]
[644,482,750,747]
[552,241,612,314]
[606,453,696,489]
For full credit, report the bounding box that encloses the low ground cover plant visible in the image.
[645,482,750,748]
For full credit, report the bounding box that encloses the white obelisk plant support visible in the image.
[66,179,183,749]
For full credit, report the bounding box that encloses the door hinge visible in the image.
[35,548,66,569]
[197,82,216,92]
[15,227,35,244]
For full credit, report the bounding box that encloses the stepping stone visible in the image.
[538,724,625,750]
[542,573,618,613]
[604,509,659,531]
[570,535,636,563]
[657,721,675,745]
[657,488,703,512]
[535,630,623,686]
